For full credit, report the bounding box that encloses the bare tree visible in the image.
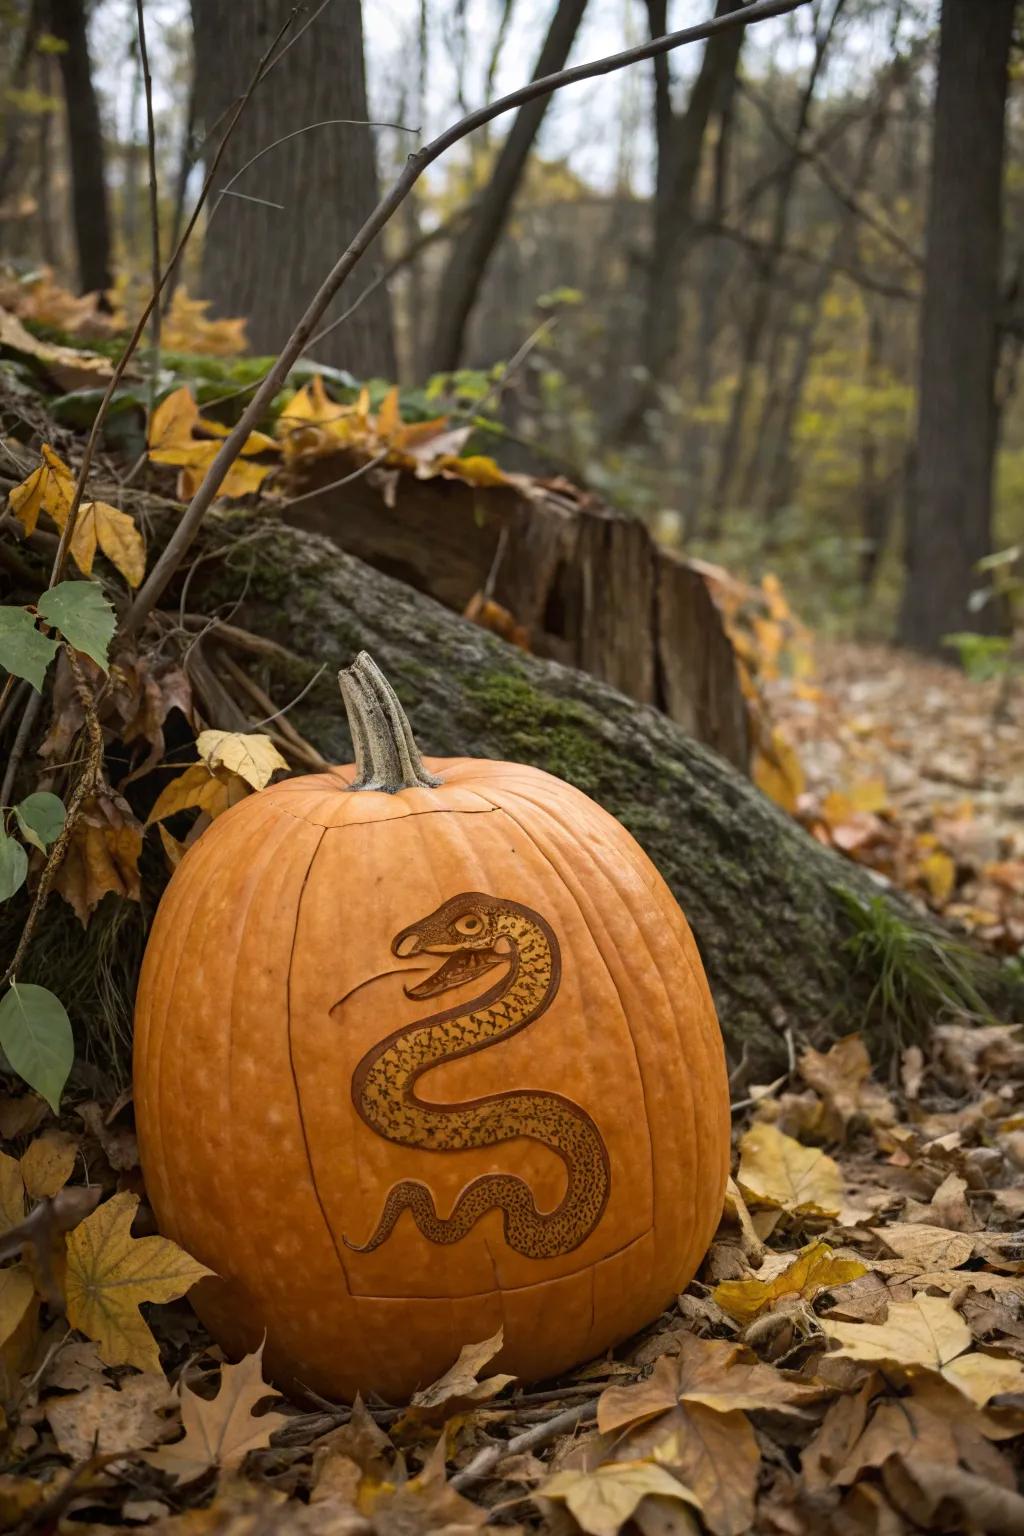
[49,0,114,298]
[899,0,1015,654]
[426,0,589,376]
[191,0,395,377]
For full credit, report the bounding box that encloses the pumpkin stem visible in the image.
[338,653,443,793]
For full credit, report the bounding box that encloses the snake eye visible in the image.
[455,913,484,936]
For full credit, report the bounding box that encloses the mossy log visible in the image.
[186,516,1015,1077]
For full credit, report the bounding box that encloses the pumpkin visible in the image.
[134,654,729,1401]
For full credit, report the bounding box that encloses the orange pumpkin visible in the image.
[134,654,729,1401]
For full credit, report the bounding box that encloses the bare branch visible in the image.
[124,0,810,636]
[135,0,161,417]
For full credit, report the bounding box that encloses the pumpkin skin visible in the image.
[134,747,729,1402]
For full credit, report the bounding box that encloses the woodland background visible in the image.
[1,0,1022,648]
[1,1,1024,1533]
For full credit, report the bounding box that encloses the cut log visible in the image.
[188,515,1015,1076]
[282,454,751,770]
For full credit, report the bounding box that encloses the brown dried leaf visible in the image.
[647,1404,759,1536]
[46,1374,174,1462]
[146,1342,288,1482]
[872,1223,975,1271]
[824,1293,971,1373]
[737,1123,842,1217]
[407,1328,514,1422]
[53,792,143,925]
[20,1129,78,1201]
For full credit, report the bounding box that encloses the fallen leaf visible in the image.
[20,1129,78,1201]
[713,1240,866,1325]
[406,1328,515,1423]
[196,730,289,791]
[67,500,146,587]
[942,1350,1024,1407]
[0,308,122,390]
[0,1265,35,1347]
[598,1336,820,1433]
[736,1123,842,1217]
[46,1374,173,1462]
[647,1404,758,1536]
[53,791,143,924]
[872,1222,975,1270]
[146,1342,290,1482]
[64,1191,213,1373]
[146,762,245,824]
[824,1292,971,1373]
[541,1460,701,1536]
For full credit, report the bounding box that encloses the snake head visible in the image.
[393,892,508,1000]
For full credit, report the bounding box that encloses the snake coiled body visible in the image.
[347,893,610,1258]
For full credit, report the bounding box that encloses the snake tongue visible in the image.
[406,946,504,1000]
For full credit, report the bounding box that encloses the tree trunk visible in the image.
[174,516,1014,1077]
[425,0,588,377]
[710,0,843,518]
[190,0,395,377]
[899,0,1014,655]
[616,0,745,438]
[49,0,114,298]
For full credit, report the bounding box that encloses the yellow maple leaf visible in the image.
[161,288,248,357]
[376,384,402,440]
[145,1341,288,1481]
[64,1191,213,1374]
[713,1240,866,1325]
[275,374,348,437]
[7,445,145,584]
[752,731,805,815]
[737,1123,842,1218]
[196,730,289,791]
[433,452,508,487]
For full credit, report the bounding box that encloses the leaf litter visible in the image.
[0,1016,1021,1534]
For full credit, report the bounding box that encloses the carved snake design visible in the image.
[347,893,610,1258]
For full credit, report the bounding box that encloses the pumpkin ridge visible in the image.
[490,801,656,1242]
[284,825,355,1292]
[151,808,280,1245]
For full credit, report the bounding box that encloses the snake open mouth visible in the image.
[405,946,506,1000]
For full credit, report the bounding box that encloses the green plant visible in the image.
[835,885,992,1048]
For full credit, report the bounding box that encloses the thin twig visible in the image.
[46,8,300,592]
[450,1400,596,1492]
[135,0,161,421]
[210,117,419,223]
[123,0,809,637]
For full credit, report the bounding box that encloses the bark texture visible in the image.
[183,516,1016,1076]
[282,455,750,768]
[190,0,395,376]
[426,0,589,375]
[899,0,1014,654]
[49,0,114,297]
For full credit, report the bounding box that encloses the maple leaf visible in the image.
[64,1191,213,1373]
[598,1337,821,1435]
[146,1341,289,1482]
[196,730,290,791]
[53,791,143,925]
[822,1292,1000,1396]
[713,1240,867,1326]
[161,288,248,356]
[872,1222,975,1270]
[404,1328,515,1425]
[540,1460,701,1536]
[736,1122,842,1217]
[645,1404,759,1536]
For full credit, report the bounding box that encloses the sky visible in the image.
[87,0,929,203]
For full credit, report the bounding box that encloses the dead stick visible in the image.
[450,1400,596,1492]
[123,0,810,637]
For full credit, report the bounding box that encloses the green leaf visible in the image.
[0,606,60,691]
[15,792,66,853]
[0,835,28,901]
[0,982,73,1113]
[36,581,115,671]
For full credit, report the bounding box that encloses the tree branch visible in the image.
[123,0,810,636]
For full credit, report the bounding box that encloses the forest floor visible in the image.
[1,638,1023,1534]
